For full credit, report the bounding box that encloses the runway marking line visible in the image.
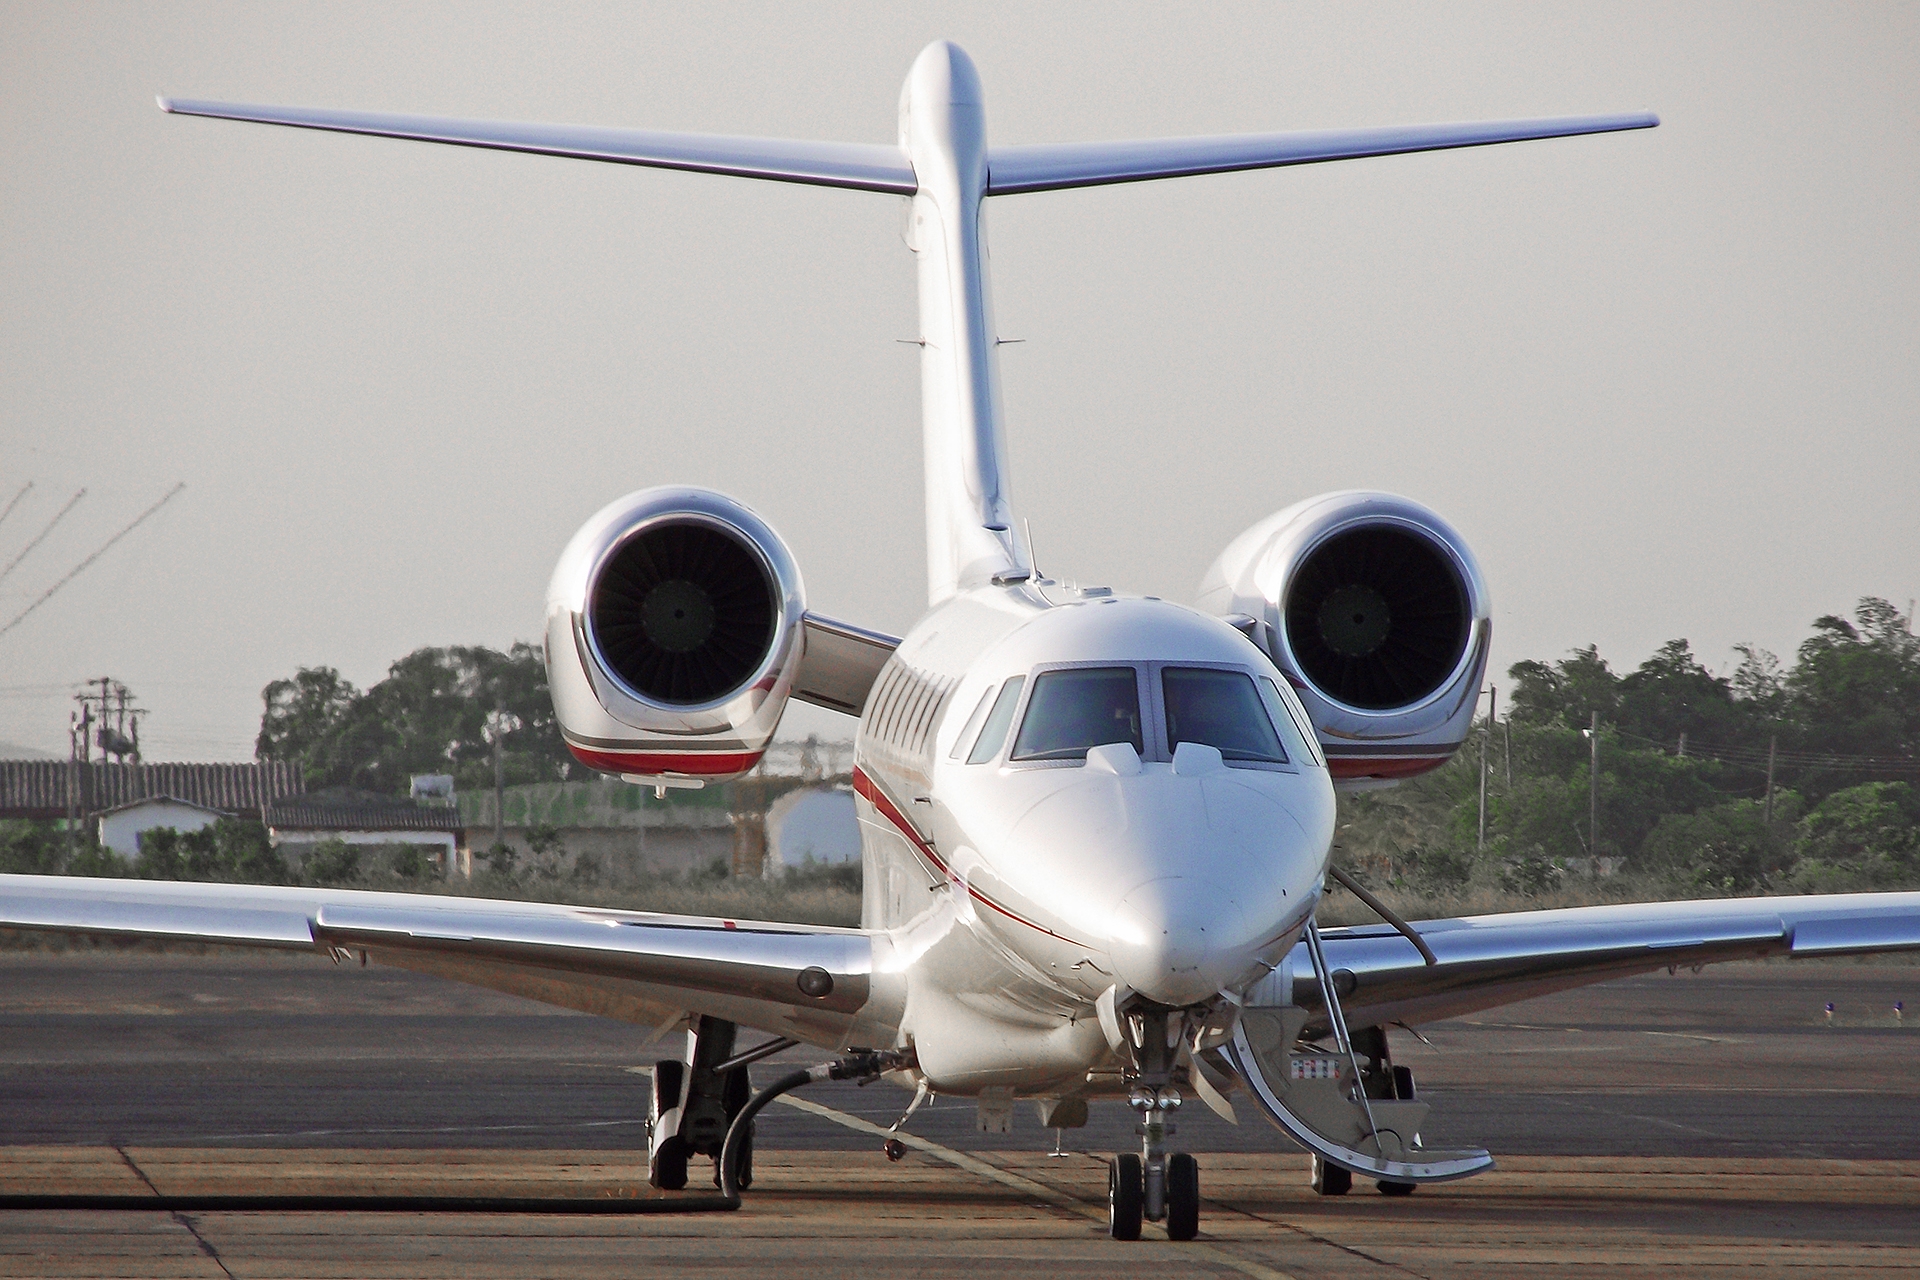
[770,1092,1305,1280]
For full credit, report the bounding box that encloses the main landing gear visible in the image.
[649,1016,788,1191]
[1108,1006,1202,1241]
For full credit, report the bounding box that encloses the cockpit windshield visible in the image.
[1162,667,1288,763]
[1010,667,1143,761]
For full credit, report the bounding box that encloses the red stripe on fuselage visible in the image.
[567,745,763,775]
[851,766,1088,949]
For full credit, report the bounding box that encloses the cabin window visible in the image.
[1011,667,1143,762]
[966,676,1025,764]
[1162,667,1288,764]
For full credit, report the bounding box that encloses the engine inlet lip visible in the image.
[580,509,787,716]
[1275,514,1483,719]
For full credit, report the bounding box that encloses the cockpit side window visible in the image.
[1011,667,1143,762]
[1163,667,1288,764]
[948,686,997,759]
[1261,675,1325,768]
[966,676,1026,764]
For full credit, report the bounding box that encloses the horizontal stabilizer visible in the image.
[158,98,917,194]
[985,113,1658,195]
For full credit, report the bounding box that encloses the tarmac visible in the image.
[0,948,1915,1277]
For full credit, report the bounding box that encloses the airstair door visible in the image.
[1221,1007,1493,1184]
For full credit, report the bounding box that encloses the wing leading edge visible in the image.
[1306,891,1920,1030]
[0,874,896,1047]
[160,97,1655,199]
[158,98,920,193]
[984,113,1659,194]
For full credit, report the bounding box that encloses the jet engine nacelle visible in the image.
[545,486,806,786]
[1199,491,1490,786]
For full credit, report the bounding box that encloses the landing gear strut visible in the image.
[1108,1004,1201,1241]
[648,1016,756,1190]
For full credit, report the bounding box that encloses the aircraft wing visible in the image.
[985,113,1658,195]
[158,98,917,194]
[0,874,891,1048]
[792,612,899,716]
[1308,891,1920,1029]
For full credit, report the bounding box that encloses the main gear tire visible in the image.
[650,1137,689,1191]
[1166,1153,1200,1241]
[1311,1153,1352,1196]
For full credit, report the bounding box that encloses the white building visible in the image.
[765,786,860,872]
[96,795,227,858]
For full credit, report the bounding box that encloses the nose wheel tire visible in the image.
[1311,1154,1352,1196]
[1166,1153,1200,1240]
[1108,1154,1143,1240]
[1377,1178,1415,1197]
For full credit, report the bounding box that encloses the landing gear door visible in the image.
[1222,1008,1493,1184]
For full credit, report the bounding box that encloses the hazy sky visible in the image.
[3,3,1916,761]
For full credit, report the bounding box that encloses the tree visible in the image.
[0,820,67,875]
[256,667,360,763]
[1639,799,1792,894]
[1789,782,1920,891]
[1616,640,1747,747]
[1787,599,1920,768]
[255,643,573,793]
[1508,646,1620,728]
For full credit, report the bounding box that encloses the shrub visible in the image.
[133,820,287,885]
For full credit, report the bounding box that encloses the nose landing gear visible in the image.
[1108,1006,1203,1241]
[1106,1096,1199,1242]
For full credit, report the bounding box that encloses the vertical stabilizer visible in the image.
[900,42,1030,604]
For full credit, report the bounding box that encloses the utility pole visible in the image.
[1764,734,1778,824]
[1478,686,1494,852]
[483,708,522,863]
[65,709,79,865]
[1504,716,1513,788]
[492,731,505,850]
[1588,709,1601,856]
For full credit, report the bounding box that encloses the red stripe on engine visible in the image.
[851,766,1087,948]
[567,746,764,776]
[1327,756,1449,781]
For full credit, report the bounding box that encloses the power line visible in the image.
[0,488,86,588]
[0,482,32,535]
[1612,725,1920,774]
[0,483,184,641]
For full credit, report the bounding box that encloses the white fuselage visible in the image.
[853,584,1335,1095]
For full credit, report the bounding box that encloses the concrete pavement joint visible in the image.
[115,1144,236,1279]
[771,1092,1305,1280]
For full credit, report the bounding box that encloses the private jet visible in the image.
[7,41,1917,1242]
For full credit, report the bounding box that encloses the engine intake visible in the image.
[1283,524,1470,712]
[589,520,780,707]
[1200,492,1489,786]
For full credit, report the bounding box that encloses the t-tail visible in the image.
[162,40,1654,607]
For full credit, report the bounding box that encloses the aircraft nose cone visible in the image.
[1110,877,1250,1008]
